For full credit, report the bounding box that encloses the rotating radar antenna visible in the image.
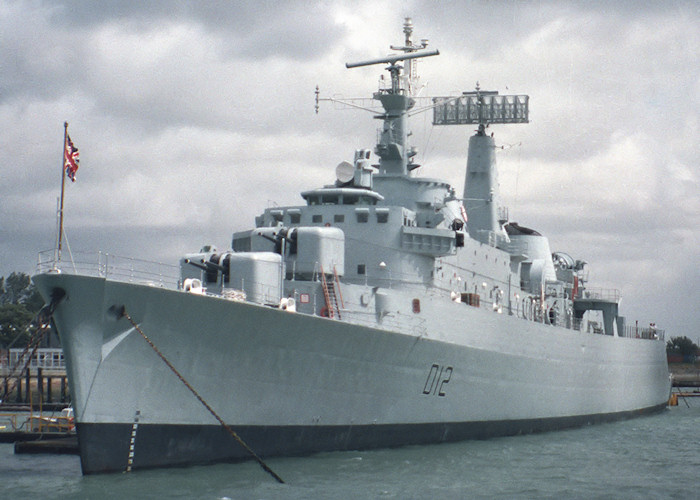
[315,17,439,115]
[432,82,529,135]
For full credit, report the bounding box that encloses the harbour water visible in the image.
[1,399,697,499]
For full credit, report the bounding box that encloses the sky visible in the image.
[1,0,698,341]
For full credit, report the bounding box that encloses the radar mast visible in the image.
[432,85,530,243]
[345,19,439,176]
[389,17,430,96]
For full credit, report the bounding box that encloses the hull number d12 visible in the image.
[422,364,453,396]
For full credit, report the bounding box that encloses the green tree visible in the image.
[666,336,699,357]
[1,272,29,304]
[0,272,46,348]
[0,303,34,347]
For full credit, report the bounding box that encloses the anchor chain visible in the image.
[115,306,284,484]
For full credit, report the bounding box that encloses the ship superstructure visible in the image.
[33,19,669,474]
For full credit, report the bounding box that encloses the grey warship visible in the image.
[33,19,670,474]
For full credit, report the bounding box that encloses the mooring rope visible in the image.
[116,306,284,484]
[1,303,57,402]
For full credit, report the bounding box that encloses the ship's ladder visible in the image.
[320,265,344,319]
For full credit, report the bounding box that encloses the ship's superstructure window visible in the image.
[232,235,250,252]
[356,208,369,223]
[288,209,301,224]
[376,209,389,223]
[334,214,345,223]
[302,189,383,206]
[312,214,322,223]
[357,264,366,275]
[270,210,284,223]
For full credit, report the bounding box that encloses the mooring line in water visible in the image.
[0,327,49,399]
[116,307,284,484]
[1,293,63,401]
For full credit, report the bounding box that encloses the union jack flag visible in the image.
[64,134,80,182]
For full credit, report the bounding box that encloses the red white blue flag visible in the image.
[64,134,80,182]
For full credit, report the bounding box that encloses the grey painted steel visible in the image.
[33,18,670,475]
[33,272,669,474]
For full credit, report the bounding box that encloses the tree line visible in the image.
[666,336,699,358]
[0,272,45,348]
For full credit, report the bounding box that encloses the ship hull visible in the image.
[76,405,666,473]
[33,272,670,474]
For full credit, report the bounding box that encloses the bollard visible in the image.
[46,376,53,403]
[15,376,22,403]
[25,370,30,403]
[60,377,67,402]
[38,367,44,403]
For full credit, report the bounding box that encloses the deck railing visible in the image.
[36,250,180,288]
[577,287,621,302]
[35,252,663,342]
[620,325,665,341]
[35,250,281,305]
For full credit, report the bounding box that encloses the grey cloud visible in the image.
[46,0,345,60]
[1,0,698,338]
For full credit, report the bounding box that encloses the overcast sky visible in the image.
[1,0,698,340]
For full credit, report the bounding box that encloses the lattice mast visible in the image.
[346,18,438,176]
[390,17,430,97]
[432,86,529,243]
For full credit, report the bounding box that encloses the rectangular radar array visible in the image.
[432,93,529,125]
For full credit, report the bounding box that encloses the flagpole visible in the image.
[57,121,68,262]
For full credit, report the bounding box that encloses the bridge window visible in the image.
[334,214,345,223]
[360,195,378,205]
[312,214,322,223]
